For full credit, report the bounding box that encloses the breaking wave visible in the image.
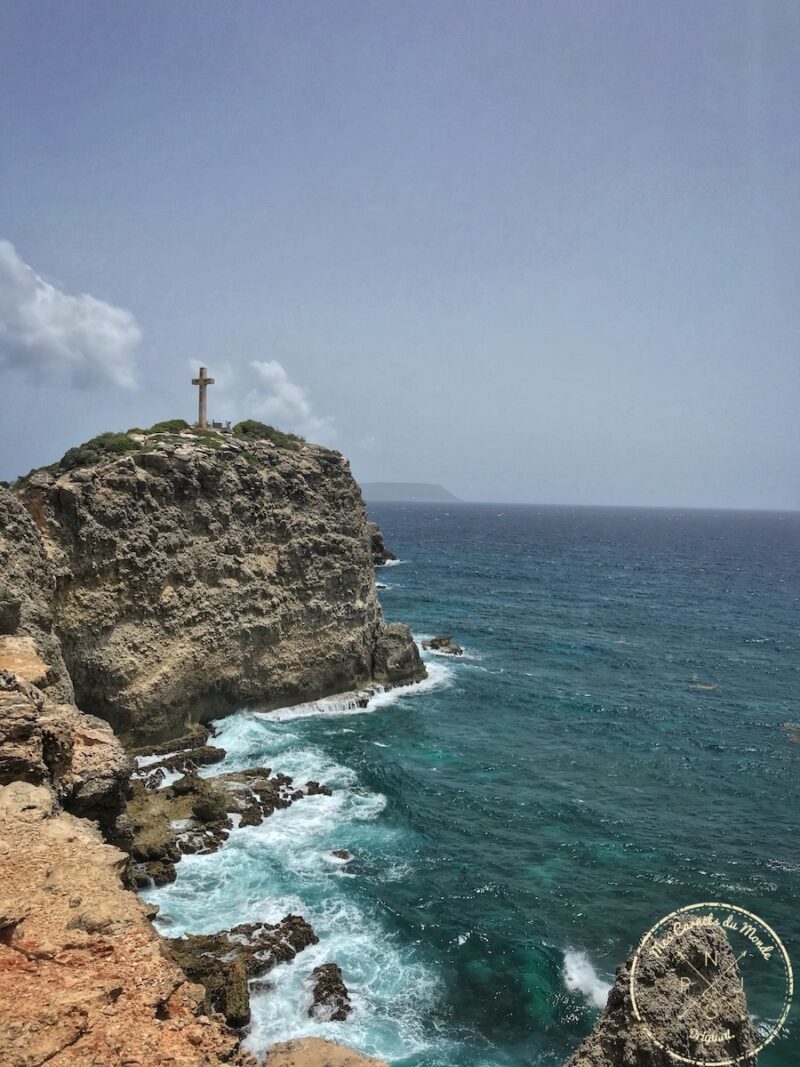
[562,949,612,1009]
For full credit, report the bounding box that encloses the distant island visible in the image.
[360,481,461,503]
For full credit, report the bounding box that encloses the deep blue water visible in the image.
[147,504,800,1065]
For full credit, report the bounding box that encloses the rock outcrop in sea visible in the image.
[566,922,758,1066]
[367,520,396,566]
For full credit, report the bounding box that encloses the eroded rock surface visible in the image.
[16,434,424,743]
[0,671,130,838]
[309,962,352,1021]
[367,521,396,566]
[266,1038,388,1067]
[0,780,251,1067]
[421,635,463,656]
[127,760,332,886]
[566,923,758,1066]
[167,917,319,1027]
[0,488,72,702]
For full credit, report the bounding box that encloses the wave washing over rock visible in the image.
[0,432,761,1066]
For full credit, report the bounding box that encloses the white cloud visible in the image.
[0,239,141,388]
[247,359,336,443]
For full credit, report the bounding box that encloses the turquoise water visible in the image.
[146,504,800,1065]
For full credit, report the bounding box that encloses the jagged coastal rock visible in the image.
[367,520,396,566]
[309,962,353,1021]
[127,753,334,887]
[15,430,424,742]
[566,923,758,1067]
[167,917,319,1027]
[0,779,250,1067]
[421,634,463,656]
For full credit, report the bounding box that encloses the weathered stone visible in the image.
[566,923,758,1066]
[421,634,463,655]
[0,780,249,1067]
[367,521,396,566]
[15,438,425,743]
[373,622,425,686]
[0,671,130,838]
[0,489,73,704]
[167,916,319,1027]
[309,962,352,1021]
[266,1038,388,1067]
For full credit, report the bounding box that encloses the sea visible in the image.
[144,504,800,1065]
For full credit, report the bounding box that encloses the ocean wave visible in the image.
[243,896,442,1063]
[142,650,456,1065]
[562,949,612,1009]
[378,558,406,567]
[248,661,455,726]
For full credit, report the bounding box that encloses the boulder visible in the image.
[422,635,463,656]
[566,922,758,1066]
[373,623,426,686]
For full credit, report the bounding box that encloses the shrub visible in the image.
[57,432,141,471]
[233,420,303,449]
[148,419,190,434]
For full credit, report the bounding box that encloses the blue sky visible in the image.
[1,1,798,507]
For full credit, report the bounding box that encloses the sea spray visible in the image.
[562,950,612,1009]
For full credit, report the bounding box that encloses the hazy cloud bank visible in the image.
[0,239,141,388]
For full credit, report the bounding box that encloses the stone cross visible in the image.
[192,366,215,429]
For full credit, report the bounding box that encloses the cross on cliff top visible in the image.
[191,366,215,428]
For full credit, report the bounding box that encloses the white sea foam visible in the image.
[146,735,441,1063]
[563,949,612,1009]
[239,659,455,727]
[136,752,175,768]
[378,558,405,567]
[143,654,456,1066]
[243,896,441,1062]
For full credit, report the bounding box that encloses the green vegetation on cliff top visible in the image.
[13,418,304,485]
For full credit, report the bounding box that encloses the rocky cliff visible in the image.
[16,428,424,743]
[0,488,130,837]
[0,488,73,703]
[0,432,417,1067]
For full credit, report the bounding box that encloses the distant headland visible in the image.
[361,481,460,503]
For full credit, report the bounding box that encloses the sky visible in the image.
[1,1,798,508]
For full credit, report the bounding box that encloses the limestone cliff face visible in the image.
[0,488,130,836]
[0,489,73,703]
[17,432,424,743]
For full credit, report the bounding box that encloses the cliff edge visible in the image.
[16,427,423,743]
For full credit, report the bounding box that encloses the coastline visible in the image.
[133,651,453,1056]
